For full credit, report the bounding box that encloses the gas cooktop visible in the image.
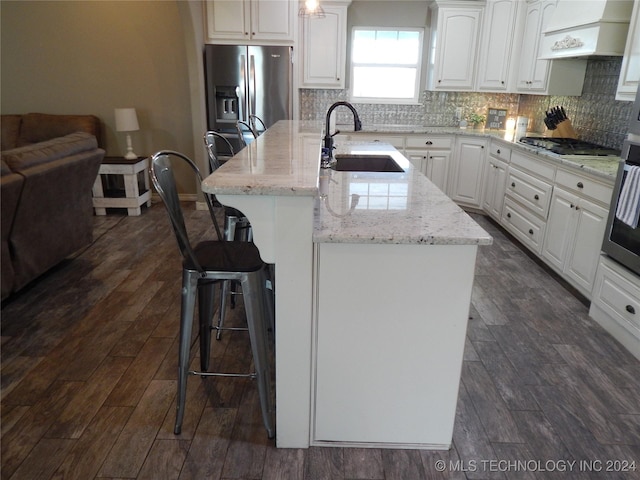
[519,137,621,156]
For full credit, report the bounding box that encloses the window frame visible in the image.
[349,26,425,105]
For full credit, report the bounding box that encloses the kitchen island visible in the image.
[202,120,492,449]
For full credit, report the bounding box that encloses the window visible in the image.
[350,27,424,104]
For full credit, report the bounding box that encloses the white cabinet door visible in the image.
[483,157,508,220]
[301,5,347,88]
[449,137,487,207]
[205,0,248,42]
[407,150,450,192]
[205,0,294,44]
[516,0,553,92]
[513,0,586,95]
[430,4,483,91]
[565,198,609,294]
[542,188,579,271]
[408,152,428,175]
[617,0,640,101]
[476,0,520,91]
[427,151,451,193]
[542,187,609,297]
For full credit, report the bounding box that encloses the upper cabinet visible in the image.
[205,0,296,44]
[301,2,350,88]
[428,1,484,91]
[429,0,586,95]
[617,0,640,101]
[476,0,521,92]
[514,0,586,95]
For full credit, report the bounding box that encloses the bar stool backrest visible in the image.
[203,131,235,173]
[150,150,223,272]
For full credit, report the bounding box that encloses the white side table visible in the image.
[92,156,151,216]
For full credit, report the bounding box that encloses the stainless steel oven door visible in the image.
[602,142,640,275]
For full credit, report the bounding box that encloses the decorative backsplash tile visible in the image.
[300,57,632,150]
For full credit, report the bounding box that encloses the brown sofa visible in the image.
[1,113,105,300]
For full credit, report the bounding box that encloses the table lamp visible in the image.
[115,108,140,160]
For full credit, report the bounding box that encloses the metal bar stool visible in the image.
[150,150,274,438]
[203,131,254,339]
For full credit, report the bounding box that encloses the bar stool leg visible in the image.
[175,270,198,435]
[198,281,216,371]
[242,270,275,438]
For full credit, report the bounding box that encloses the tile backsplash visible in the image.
[299,57,632,150]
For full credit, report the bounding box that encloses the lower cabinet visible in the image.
[407,150,451,193]
[448,136,488,207]
[590,255,640,360]
[541,187,608,297]
[483,157,508,220]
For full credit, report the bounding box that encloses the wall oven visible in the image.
[602,137,640,276]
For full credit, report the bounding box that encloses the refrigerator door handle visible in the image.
[249,54,256,118]
[238,54,247,121]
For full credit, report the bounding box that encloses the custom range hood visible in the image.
[539,0,634,59]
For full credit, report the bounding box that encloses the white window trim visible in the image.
[349,26,424,105]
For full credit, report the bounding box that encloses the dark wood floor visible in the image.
[2,202,639,480]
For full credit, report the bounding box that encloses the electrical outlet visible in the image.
[455,107,463,121]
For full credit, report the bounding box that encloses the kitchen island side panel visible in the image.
[312,242,478,448]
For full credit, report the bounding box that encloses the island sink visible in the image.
[331,154,404,172]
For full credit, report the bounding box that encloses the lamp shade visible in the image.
[114,108,139,132]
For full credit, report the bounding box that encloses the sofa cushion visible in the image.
[1,159,13,176]
[2,132,98,172]
[1,115,22,151]
[17,113,101,147]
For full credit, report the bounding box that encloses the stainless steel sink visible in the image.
[331,154,404,172]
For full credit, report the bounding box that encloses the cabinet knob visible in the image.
[577,182,584,189]
[511,182,516,188]
[426,141,433,145]
[534,194,539,200]
[626,305,636,315]
[528,229,534,235]
[497,149,501,154]
[570,203,575,209]
[501,80,505,85]
[507,213,511,218]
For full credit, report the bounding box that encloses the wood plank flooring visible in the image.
[2,203,639,479]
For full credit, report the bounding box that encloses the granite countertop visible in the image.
[314,142,493,246]
[202,120,321,196]
[354,124,621,182]
[203,120,492,247]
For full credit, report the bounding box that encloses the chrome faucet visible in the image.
[323,101,362,159]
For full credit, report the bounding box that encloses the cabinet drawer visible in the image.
[511,151,555,181]
[405,135,452,150]
[489,141,512,162]
[502,197,546,254]
[592,257,640,337]
[506,167,553,219]
[555,168,613,205]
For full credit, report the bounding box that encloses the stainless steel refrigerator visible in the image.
[204,44,293,156]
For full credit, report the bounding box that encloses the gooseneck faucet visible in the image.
[323,101,363,159]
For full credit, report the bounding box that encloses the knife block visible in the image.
[550,119,578,139]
